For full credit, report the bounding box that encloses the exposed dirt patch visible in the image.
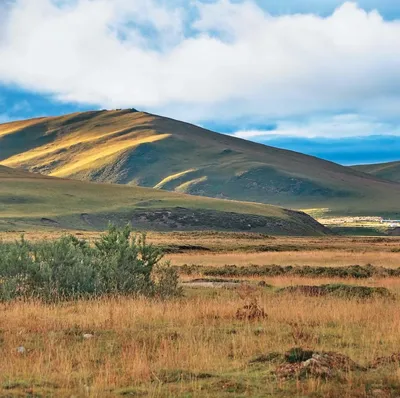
[276,347,365,380]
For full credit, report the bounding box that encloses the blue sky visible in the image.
[1,0,400,165]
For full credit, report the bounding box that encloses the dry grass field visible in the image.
[0,231,400,397]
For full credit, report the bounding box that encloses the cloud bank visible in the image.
[1,0,400,137]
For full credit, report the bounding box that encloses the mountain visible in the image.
[0,165,329,235]
[1,109,400,217]
[352,161,400,183]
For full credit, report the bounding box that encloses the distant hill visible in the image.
[352,161,400,183]
[0,165,329,235]
[1,109,400,217]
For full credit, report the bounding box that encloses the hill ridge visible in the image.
[352,161,400,183]
[1,109,400,217]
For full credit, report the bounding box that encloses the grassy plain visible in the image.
[0,232,400,396]
[0,166,329,236]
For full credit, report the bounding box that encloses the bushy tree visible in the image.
[0,225,181,302]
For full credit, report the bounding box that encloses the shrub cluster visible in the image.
[181,264,400,279]
[277,284,393,299]
[0,225,182,302]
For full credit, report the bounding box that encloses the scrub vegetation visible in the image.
[0,225,181,302]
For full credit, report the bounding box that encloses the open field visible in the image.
[0,232,400,396]
[2,291,400,397]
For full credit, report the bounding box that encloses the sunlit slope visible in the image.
[1,109,400,216]
[0,166,329,235]
[352,161,400,183]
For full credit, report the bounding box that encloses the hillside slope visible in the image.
[0,165,329,235]
[1,109,400,217]
[352,161,400,183]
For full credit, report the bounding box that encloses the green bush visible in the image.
[0,225,181,302]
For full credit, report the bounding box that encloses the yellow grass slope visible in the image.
[1,111,170,178]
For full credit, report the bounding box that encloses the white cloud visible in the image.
[233,114,400,139]
[1,0,400,136]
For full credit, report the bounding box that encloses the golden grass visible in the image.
[167,250,400,268]
[51,133,170,177]
[0,118,48,138]
[1,291,400,397]
[0,233,400,396]
[154,169,198,189]
[3,130,170,178]
[1,111,171,180]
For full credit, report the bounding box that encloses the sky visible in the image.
[1,0,400,165]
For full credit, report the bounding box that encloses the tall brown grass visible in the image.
[1,290,400,396]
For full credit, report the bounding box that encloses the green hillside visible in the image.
[0,165,329,235]
[352,161,400,183]
[1,109,400,217]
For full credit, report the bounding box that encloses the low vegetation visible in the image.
[181,263,400,279]
[277,284,393,299]
[0,225,181,302]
